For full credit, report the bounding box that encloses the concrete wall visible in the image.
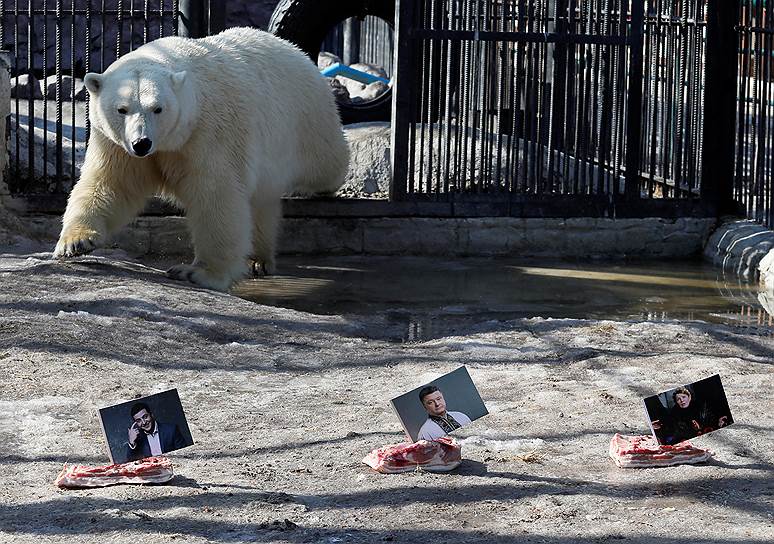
[25,215,717,260]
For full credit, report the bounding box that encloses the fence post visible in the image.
[343,18,361,65]
[389,0,415,201]
[624,0,645,200]
[179,0,206,38]
[208,2,227,35]
[701,0,739,214]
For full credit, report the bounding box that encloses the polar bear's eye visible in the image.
[153,107,163,114]
[117,107,128,115]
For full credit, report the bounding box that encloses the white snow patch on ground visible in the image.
[460,434,546,453]
[0,397,82,455]
[55,310,114,325]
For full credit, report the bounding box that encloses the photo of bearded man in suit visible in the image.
[126,402,187,461]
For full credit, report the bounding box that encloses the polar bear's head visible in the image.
[84,68,194,158]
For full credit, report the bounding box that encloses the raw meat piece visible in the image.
[363,437,462,473]
[609,433,713,468]
[55,456,174,488]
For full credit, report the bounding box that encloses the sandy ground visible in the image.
[0,243,772,544]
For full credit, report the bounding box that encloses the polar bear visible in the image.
[53,27,349,291]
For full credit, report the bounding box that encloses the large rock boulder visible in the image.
[10,74,43,100]
[42,75,88,101]
[340,121,391,197]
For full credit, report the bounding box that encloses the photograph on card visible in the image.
[98,389,194,464]
[390,366,488,443]
[643,374,733,446]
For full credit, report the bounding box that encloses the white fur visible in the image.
[54,28,350,291]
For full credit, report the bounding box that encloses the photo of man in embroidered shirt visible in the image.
[417,385,472,441]
[390,366,488,443]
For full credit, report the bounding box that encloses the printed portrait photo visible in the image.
[98,389,194,464]
[390,366,488,442]
[643,374,734,446]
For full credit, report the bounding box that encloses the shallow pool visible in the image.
[233,256,773,341]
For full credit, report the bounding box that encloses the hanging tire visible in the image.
[268,0,394,125]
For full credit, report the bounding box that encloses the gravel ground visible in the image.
[0,245,772,544]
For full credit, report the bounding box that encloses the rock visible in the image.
[318,51,341,71]
[336,63,389,101]
[341,121,391,196]
[42,75,88,101]
[335,75,366,100]
[10,74,43,100]
[327,77,351,103]
[350,80,389,102]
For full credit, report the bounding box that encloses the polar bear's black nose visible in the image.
[132,138,152,157]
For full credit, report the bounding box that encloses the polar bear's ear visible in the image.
[84,73,103,95]
[171,71,187,92]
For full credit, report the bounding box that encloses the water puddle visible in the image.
[232,256,774,342]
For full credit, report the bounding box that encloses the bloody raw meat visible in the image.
[363,437,462,473]
[609,433,713,468]
[55,456,174,488]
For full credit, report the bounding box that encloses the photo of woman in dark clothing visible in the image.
[645,375,733,445]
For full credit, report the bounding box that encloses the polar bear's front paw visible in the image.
[53,227,102,258]
[166,263,231,292]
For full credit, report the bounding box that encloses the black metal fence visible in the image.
[1,0,770,224]
[0,0,222,196]
[736,0,774,226]
[390,0,725,217]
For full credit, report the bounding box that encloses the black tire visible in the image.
[268,0,394,125]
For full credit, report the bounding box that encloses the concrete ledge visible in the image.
[26,214,717,259]
[703,219,774,280]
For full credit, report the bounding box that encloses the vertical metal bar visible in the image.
[116,0,123,59]
[647,0,663,197]
[43,0,49,183]
[624,0,644,200]
[765,3,773,226]
[343,17,361,65]
[144,0,149,44]
[13,0,20,189]
[173,0,180,36]
[99,0,105,70]
[55,0,62,190]
[736,3,750,208]
[85,0,90,144]
[208,0,226,34]
[179,0,203,38]
[390,0,414,200]
[548,0,567,193]
[673,0,688,197]
[416,2,427,194]
[26,0,34,186]
[70,0,75,183]
[494,0,506,189]
[442,2,454,194]
[701,0,739,213]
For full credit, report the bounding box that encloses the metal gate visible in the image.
[390,0,720,217]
